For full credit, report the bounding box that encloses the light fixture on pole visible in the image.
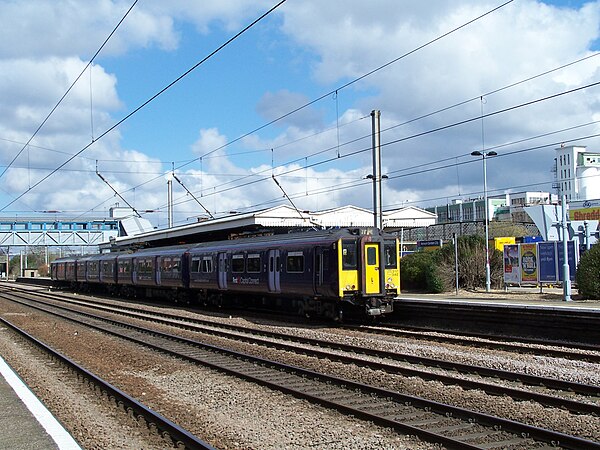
[471,150,497,293]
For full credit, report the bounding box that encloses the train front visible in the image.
[336,230,399,317]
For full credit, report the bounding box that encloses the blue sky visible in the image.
[0,0,599,228]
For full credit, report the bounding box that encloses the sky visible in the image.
[0,0,599,229]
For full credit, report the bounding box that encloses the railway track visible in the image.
[0,314,215,450]
[2,287,599,449]
[5,287,600,415]
[342,323,600,363]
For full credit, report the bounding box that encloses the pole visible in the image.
[584,221,591,251]
[371,110,382,231]
[561,193,571,301]
[482,155,491,292]
[167,175,173,228]
[454,233,459,295]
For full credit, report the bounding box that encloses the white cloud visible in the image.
[1,1,600,224]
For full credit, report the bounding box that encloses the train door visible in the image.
[218,252,228,289]
[364,243,381,294]
[314,247,323,295]
[268,249,280,293]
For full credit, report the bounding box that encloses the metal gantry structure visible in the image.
[0,217,120,278]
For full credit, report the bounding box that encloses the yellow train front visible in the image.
[335,230,399,317]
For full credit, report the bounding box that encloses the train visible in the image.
[50,228,400,320]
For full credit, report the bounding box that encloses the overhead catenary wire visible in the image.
[170,0,515,172]
[5,0,551,220]
[160,79,600,213]
[164,50,600,210]
[0,0,140,182]
[0,0,287,213]
[44,2,596,223]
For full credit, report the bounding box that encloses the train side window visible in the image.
[191,258,201,273]
[286,252,304,273]
[384,241,398,268]
[172,258,181,273]
[161,258,172,272]
[202,257,213,273]
[367,247,377,265]
[247,254,261,273]
[232,254,245,273]
[341,240,358,270]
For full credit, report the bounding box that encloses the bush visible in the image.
[428,235,503,292]
[577,244,600,299]
[400,251,444,293]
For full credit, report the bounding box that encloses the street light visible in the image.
[471,150,497,292]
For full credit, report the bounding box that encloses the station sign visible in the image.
[416,239,442,252]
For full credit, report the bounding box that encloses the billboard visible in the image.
[538,241,557,283]
[520,243,538,284]
[503,244,520,284]
[557,241,577,282]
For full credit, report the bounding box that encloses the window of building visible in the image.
[286,252,304,273]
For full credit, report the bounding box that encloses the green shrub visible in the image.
[577,244,600,299]
[400,251,445,293]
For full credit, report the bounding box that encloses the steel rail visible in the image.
[3,293,599,449]
[0,315,216,450]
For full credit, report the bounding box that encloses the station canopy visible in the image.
[101,204,436,251]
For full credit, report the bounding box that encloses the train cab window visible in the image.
[341,240,358,270]
[286,252,304,273]
[367,247,377,265]
[384,241,398,269]
[232,254,245,273]
[247,254,261,273]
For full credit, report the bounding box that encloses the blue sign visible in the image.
[538,242,557,283]
[557,241,577,282]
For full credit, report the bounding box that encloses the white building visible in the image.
[554,145,600,201]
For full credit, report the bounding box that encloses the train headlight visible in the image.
[345,284,351,290]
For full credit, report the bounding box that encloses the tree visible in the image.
[435,235,503,291]
[577,244,600,299]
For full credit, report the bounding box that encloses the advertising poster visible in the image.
[503,244,520,284]
[520,243,538,284]
[557,241,577,282]
[538,242,557,283]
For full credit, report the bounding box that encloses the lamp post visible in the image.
[471,150,497,292]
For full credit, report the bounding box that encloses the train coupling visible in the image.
[366,302,393,316]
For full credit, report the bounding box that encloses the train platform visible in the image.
[0,356,81,450]
[397,287,600,311]
[394,288,600,345]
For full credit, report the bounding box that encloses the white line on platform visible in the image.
[0,355,82,450]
